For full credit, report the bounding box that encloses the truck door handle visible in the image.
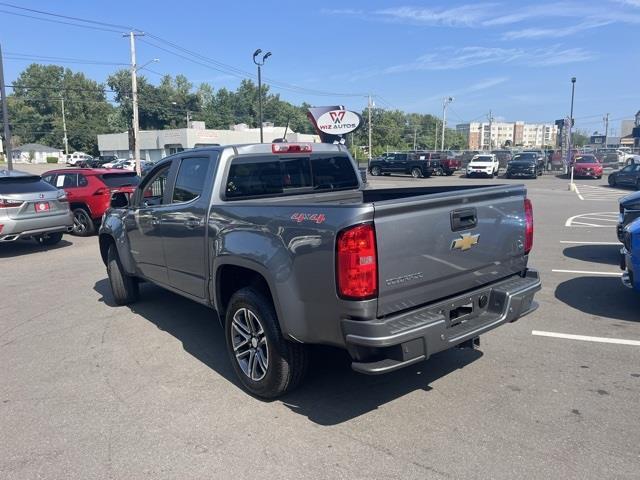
[451,208,477,231]
[184,217,203,229]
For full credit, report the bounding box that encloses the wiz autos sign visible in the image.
[316,110,361,135]
[307,106,363,143]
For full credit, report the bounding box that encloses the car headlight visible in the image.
[623,230,632,252]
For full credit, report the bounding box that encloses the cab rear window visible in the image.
[225,155,358,199]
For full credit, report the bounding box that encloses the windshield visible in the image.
[512,153,536,161]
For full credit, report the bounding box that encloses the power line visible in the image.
[4,52,126,66]
[0,8,123,33]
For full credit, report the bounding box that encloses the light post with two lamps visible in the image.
[252,49,271,143]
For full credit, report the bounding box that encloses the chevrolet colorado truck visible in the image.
[99,142,541,398]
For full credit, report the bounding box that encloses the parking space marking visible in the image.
[573,183,629,201]
[565,211,619,227]
[551,269,622,276]
[559,240,620,245]
[532,330,640,346]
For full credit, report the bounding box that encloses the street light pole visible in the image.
[253,49,271,143]
[567,77,576,190]
[0,42,13,170]
[60,96,69,156]
[441,97,453,151]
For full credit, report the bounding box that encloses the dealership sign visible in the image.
[315,109,361,135]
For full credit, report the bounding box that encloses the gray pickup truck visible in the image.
[99,142,541,398]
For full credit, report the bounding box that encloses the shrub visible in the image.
[46,156,58,164]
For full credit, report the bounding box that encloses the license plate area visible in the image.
[34,201,50,213]
[445,291,491,329]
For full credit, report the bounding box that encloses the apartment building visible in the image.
[456,121,557,150]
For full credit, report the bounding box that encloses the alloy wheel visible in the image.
[231,307,269,381]
[73,210,90,235]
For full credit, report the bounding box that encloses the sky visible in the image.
[1,0,638,135]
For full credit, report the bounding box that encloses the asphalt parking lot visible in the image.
[2,166,639,479]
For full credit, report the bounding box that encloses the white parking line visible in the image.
[532,330,640,346]
[559,241,621,245]
[551,269,622,276]
[565,211,619,227]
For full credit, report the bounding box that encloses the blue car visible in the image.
[621,218,640,291]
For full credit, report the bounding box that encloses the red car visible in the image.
[42,168,139,236]
[572,154,603,179]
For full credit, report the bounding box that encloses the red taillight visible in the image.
[272,143,312,154]
[524,198,533,254]
[336,223,377,300]
[93,187,109,196]
[0,198,24,209]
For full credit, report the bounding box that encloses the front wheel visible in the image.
[225,287,308,399]
[445,171,454,176]
[35,232,63,246]
[608,175,617,187]
[411,167,423,178]
[370,166,381,176]
[107,244,139,305]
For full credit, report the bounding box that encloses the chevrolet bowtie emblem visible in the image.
[451,233,480,251]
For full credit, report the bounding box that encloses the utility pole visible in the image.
[368,95,372,164]
[186,110,192,129]
[567,77,576,190]
[603,113,609,147]
[0,42,13,170]
[60,96,69,156]
[413,125,418,151]
[434,119,438,151]
[441,97,453,151]
[490,112,495,149]
[125,31,144,176]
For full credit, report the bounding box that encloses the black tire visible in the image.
[445,171,454,176]
[107,244,139,305]
[636,179,640,191]
[72,208,95,236]
[506,173,511,179]
[370,166,381,176]
[608,175,617,187]
[225,287,308,399]
[36,232,63,246]
[411,167,423,178]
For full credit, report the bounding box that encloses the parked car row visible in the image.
[368,151,461,178]
[618,191,640,293]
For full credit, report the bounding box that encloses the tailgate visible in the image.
[373,186,527,317]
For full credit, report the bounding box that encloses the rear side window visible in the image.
[172,157,209,203]
[225,155,358,200]
[100,173,140,188]
[0,177,59,194]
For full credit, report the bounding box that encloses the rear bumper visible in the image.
[342,269,541,374]
[0,213,73,241]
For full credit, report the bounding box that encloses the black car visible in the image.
[491,150,513,168]
[609,163,640,189]
[617,190,640,241]
[85,156,116,168]
[505,153,544,179]
[368,151,436,178]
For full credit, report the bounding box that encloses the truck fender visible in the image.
[98,213,136,275]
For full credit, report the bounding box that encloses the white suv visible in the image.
[466,154,499,177]
[66,152,92,166]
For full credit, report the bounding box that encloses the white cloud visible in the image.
[373,5,496,27]
[611,0,640,6]
[383,45,594,74]
[502,20,613,39]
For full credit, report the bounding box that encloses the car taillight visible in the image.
[524,198,534,254]
[93,187,109,196]
[336,223,377,300]
[0,198,24,209]
[272,143,312,154]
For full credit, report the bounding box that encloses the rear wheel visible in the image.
[636,179,640,191]
[72,208,95,236]
[608,175,617,187]
[411,167,423,178]
[35,232,63,246]
[225,287,308,399]
[370,166,381,176]
[445,171,454,176]
[107,244,139,305]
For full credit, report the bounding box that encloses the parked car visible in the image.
[42,168,139,236]
[608,163,640,189]
[99,143,541,398]
[601,152,621,170]
[620,218,640,292]
[0,169,73,245]
[438,151,461,176]
[571,154,603,179]
[616,190,640,241]
[85,156,116,169]
[505,153,544,179]
[368,151,435,178]
[101,156,122,168]
[66,152,92,167]
[459,150,481,167]
[466,154,499,177]
[550,149,579,172]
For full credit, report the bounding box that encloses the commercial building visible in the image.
[12,143,64,163]
[97,122,319,162]
[456,121,557,150]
